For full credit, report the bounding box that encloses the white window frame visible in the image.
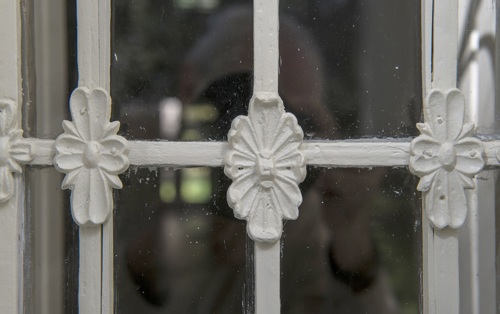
[0,0,498,313]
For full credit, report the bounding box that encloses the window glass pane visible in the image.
[111,0,253,141]
[279,0,422,139]
[114,167,251,313]
[281,168,421,313]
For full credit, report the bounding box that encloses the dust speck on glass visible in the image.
[110,0,422,313]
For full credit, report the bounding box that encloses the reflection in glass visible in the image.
[282,168,421,313]
[115,167,249,313]
[111,0,253,140]
[112,0,421,141]
[115,167,421,313]
[279,1,422,139]
[112,0,423,313]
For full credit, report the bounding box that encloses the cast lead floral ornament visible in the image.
[224,92,306,242]
[0,99,34,203]
[54,87,129,226]
[409,89,485,229]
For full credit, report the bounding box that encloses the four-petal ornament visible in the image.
[54,87,129,226]
[0,99,34,203]
[224,92,306,242]
[409,89,485,229]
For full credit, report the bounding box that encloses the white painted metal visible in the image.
[225,93,306,242]
[0,0,23,313]
[252,1,281,313]
[255,242,280,314]
[409,89,485,229]
[457,0,497,313]
[26,138,500,168]
[423,0,460,313]
[421,1,434,312]
[0,0,498,312]
[253,0,278,95]
[71,0,115,313]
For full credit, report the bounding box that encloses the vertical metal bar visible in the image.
[253,1,280,313]
[0,0,23,313]
[255,242,280,314]
[432,0,458,90]
[98,0,113,313]
[253,0,279,95]
[457,1,497,313]
[76,0,112,313]
[421,2,433,311]
[426,0,460,313]
[79,227,102,313]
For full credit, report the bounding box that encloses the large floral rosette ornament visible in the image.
[224,92,306,242]
[0,99,34,203]
[54,87,129,226]
[409,89,485,229]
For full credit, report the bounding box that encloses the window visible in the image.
[0,0,498,313]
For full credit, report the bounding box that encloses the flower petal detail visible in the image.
[225,92,305,242]
[7,159,22,174]
[103,121,120,138]
[454,138,485,175]
[228,116,260,156]
[70,168,91,225]
[445,90,466,142]
[409,136,441,176]
[55,87,129,226]
[55,133,85,156]
[249,93,285,151]
[62,120,81,138]
[54,154,84,173]
[99,135,129,155]
[0,100,15,136]
[89,89,111,141]
[227,173,260,219]
[88,169,113,224]
[99,154,129,174]
[9,141,34,164]
[62,168,83,189]
[0,100,33,204]
[247,191,283,242]
[101,171,123,189]
[416,172,437,192]
[425,90,447,143]
[274,177,301,220]
[69,88,92,142]
[425,170,452,229]
[0,167,14,203]
[410,88,485,230]
[70,168,113,226]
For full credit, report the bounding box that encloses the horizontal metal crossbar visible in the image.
[26,138,500,168]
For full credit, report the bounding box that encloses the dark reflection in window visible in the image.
[111,0,253,140]
[279,0,422,139]
[282,168,421,313]
[112,0,422,313]
[115,167,250,313]
[112,0,421,141]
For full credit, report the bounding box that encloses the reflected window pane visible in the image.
[279,0,422,139]
[115,167,250,313]
[281,168,421,313]
[111,0,253,141]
